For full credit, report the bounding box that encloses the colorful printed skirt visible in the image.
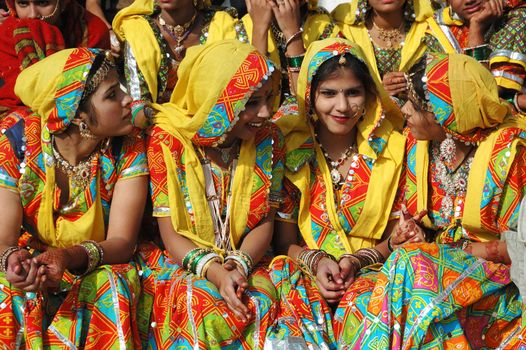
[265,256,337,350]
[334,243,526,349]
[0,263,142,349]
[136,243,279,349]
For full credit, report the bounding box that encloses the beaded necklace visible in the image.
[159,10,198,61]
[52,137,98,190]
[316,136,357,189]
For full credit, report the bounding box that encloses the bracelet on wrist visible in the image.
[0,246,22,273]
[286,53,305,69]
[284,27,303,49]
[463,44,490,62]
[74,240,103,276]
[513,93,526,114]
[387,236,394,252]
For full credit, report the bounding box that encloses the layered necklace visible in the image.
[52,138,98,190]
[159,10,198,61]
[317,137,357,189]
[370,20,405,49]
[431,141,474,222]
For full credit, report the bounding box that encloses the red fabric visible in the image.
[0,16,64,111]
[60,1,110,49]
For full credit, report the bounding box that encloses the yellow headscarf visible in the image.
[152,40,277,253]
[277,38,406,254]
[14,48,109,248]
[332,0,434,81]
[112,0,239,102]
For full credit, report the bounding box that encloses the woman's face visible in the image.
[401,100,446,140]
[14,0,61,24]
[158,0,193,12]
[449,0,484,22]
[225,79,274,143]
[80,69,134,138]
[314,67,367,137]
[368,0,406,15]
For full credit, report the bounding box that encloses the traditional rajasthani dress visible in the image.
[112,0,249,103]
[242,4,340,102]
[141,40,285,349]
[336,53,526,349]
[266,38,405,349]
[429,0,526,93]
[332,0,442,88]
[0,0,109,116]
[0,48,149,349]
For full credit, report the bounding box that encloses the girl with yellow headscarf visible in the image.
[139,40,284,348]
[332,0,443,105]
[0,48,149,348]
[339,53,526,348]
[264,38,408,349]
[112,0,249,104]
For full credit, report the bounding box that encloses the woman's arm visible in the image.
[246,0,273,56]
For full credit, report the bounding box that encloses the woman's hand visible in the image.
[271,0,302,39]
[383,72,407,96]
[6,250,47,292]
[34,248,71,292]
[338,256,359,289]
[315,257,345,304]
[209,264,251,322]
[390,206,427,250]
[247,0,273,34]
[469,0,506,31]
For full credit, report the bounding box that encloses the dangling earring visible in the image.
[79,121,97,140]
[193,0,198,8]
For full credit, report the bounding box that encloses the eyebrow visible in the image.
[102,82,119,95]
[319,85,363,91]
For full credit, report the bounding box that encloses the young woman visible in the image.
[0,48,148,348]
[112,0,248,103]
[141,40,285,348]
[266,38,413,349]
[332,0,440,103]
[0,0,110,116]
[341,52,526,348]
[429,0,526,111]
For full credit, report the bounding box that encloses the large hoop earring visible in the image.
[79,121,97,140]
[37,0,60,21]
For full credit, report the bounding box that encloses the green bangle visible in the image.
[286,54,304,68]
[464,45,490,62]
[182,248,203,270]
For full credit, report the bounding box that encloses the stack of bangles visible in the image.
[339,248,384,272]
[130,100,154,129]
[224,250,254,277]
[0,246,23,273]
[463,44,490,63]
[74,240,104,276]
[286,53,304,73]
[182,247,222,278]
[296,249,336,276]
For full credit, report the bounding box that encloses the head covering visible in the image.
[152,40,277,252]
[277,38,406,254]
[422,53,510,143]
[13,48,111,248]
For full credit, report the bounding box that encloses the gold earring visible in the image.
[79,121,97,140]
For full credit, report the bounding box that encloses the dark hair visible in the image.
[310,53,378,110]
[76,53,108,126]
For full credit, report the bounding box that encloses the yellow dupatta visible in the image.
[151,40,276,254]
[277,38,405,254]
[14,48,107,248]
[332,0,434,81]
[112,0,239,102]
[411,53,526,238]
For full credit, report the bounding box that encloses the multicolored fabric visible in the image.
[6,48,148,248]
[150,40,281,252]
[113,0,247,103]
[0,262,142,349]
[0,17,64,113]
[275,38,405,255]
[337,243,526,349]
[432,4,526,92]
[265,257,337,349]
[334,51,526,349]
[136,243,278,349]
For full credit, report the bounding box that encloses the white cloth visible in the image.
[504,196,526,300]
